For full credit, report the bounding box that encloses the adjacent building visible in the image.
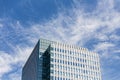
[22,38,102,80]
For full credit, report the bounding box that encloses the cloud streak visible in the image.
[0,45,32,80]
[0,0,120,80]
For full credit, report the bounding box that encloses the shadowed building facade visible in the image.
[22,39,102,80]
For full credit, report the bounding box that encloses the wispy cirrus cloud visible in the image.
[0,0,120,80]
[0,45,32,80]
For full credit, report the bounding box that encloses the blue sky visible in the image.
[0,0,120,80]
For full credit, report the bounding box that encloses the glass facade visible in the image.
[22,39,102,80]
[38,39,55,80]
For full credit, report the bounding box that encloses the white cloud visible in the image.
[94,42,115,51]
[0,46,32,79]
[8,72,21,80]
[93,42,115,59]
[110,34,120,41]
[1,0,120,80]
[0,51,12,78]
[18,0,120,60]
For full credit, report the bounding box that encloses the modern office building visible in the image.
[22,39,102,80]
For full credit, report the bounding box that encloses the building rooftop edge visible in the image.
[39,38,88,51]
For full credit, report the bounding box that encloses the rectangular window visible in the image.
[51,47,54,50]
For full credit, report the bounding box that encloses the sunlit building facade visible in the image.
[22,39,102,80]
